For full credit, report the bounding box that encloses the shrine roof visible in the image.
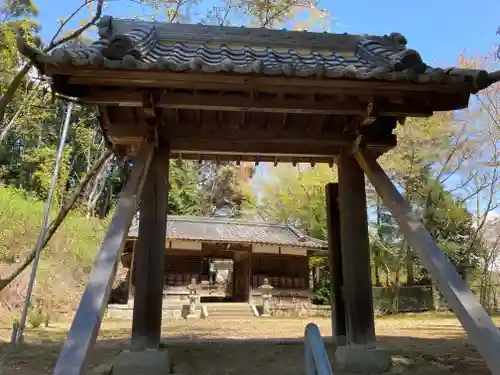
[128,215,327,250]
[18,16,499,90]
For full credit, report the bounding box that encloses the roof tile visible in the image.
[128,215,327,250]
[17,16,499,90]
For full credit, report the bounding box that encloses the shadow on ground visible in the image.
[0,331,491,375]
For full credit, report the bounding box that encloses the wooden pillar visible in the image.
[325,183,347,346]
[247,253,252,303]
[128,242,136,305]
[337,150,376,346]
[131,145,170,350]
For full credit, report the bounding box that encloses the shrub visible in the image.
[0,186,109,324]
[28,308,45,328]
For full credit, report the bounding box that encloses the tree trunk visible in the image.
[0,149,112,292]
[431,282,441,311]
[391,268,401,313]
[405,240,414,285]
[0,64,31,126]
[374,261,381,286]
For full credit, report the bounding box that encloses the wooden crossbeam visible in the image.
[55,67,470,95]
[157,92,433,117]
[88,90,434,117]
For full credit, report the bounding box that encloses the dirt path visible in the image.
[0,314,497,375]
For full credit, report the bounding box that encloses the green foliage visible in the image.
[198,161,255,217]
[0,186,110,316]
[27,306,44,328]
[169,160,201,215]
[1,0,40,93]
[21,145,71,202]
[1,0,39,20]
[0,186,106,269]
[311,278,330,305]
[418,179,480,268]
[256,164,336,238]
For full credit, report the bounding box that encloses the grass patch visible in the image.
[0,186,109,323]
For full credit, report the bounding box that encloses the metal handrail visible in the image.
[304,323,334,375]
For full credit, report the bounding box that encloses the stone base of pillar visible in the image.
[112,349,172,375]
[334,345,392,374]
[185,313,197,319]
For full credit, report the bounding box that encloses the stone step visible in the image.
[202,303,256,318]
[106,303,257,319]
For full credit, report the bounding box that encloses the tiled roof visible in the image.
[128,215,327,250]
[18,16,499,90]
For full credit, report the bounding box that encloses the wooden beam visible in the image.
[106,124,148,144]
[128,242,136,303]
[91,90,428,116]
[325,182,347,346]
[90,89,143,106]
[156,92,432,116]
[53,142,153,375]
[104,121,395,142]
[57,67,471,94]
[131,145,170,350]
[338,149,376,346]
[168,137,396,157]
[171,153,337,164]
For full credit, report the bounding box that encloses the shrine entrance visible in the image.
[196,252,250,303]
[232,251,251,302]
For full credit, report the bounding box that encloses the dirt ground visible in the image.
[0,313,497,375]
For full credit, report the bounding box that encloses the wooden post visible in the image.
[247,253,252,303]
[325,183,347,346]
[127,242,136,306]
[131,144,170,350]
[337,150,376,346]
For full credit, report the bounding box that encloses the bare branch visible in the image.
[48,0,94,47]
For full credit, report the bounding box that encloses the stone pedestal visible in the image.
[335,345,392,374]
[112,349,172,375]
[259,278,274,316]
[186,278,198,319]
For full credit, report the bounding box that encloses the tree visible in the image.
[168,160,201,216]
[0,0,104,125]
[476,217,500,310]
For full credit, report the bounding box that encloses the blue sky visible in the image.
[34,0,499,67]
[32,0,500,211]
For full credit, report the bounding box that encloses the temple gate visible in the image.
[17,15,500,375]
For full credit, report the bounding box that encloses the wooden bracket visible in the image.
[361,101,378,126]
[350,132,366,156]
[142,92,161,148]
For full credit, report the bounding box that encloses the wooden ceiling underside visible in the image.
[102,105,398,164]
[47,69,473,163]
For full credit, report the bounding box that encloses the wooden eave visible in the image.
[17,17,500,163]
[46,64,473,106]
[42,65,475,163]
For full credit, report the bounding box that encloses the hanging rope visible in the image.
[13,102,74,347]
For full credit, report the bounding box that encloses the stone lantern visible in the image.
[259,278,274,317]
[186,277,198,319]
